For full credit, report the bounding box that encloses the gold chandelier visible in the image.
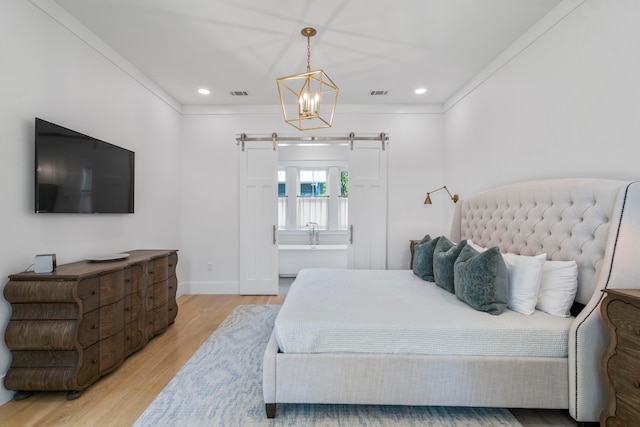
[276,27,339,131]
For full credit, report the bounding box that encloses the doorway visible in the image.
[238,133,388,295]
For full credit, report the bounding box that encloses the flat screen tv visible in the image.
[35,118,135,213]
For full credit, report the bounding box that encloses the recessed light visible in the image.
[198,88,210,95]
[414,88,427,95]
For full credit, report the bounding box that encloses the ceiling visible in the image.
[53,0,563,107]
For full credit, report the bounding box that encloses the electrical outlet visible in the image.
[207,263,213,271]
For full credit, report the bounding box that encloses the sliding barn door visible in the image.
[348,140,388,269]
[239,141,278,294]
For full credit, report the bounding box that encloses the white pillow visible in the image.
[467,239,487,252]
[536,260,579,317]
[502,252,547,315]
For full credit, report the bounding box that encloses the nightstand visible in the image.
[600,288,640,426]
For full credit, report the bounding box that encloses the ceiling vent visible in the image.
[369,90,389,96]
[230,91,249,96]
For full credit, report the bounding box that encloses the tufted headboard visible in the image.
[449,178,630,305]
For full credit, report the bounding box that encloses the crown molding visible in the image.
[181,103,444,116]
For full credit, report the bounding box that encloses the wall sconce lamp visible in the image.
[424,186,459,204]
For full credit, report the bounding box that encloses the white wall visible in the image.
[444,0,640,195]
[0,0,182,403]
[179,108,445,293]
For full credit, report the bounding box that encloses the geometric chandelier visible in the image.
[276,27,339,131]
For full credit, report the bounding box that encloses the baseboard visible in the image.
[0,377,14,406]
[177,281,239,296]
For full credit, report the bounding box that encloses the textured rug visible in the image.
[134,305,523,427]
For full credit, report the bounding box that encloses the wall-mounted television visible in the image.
[35,118,135,213]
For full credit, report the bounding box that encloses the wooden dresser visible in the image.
[600,288,640,426]
[3,249,178,400]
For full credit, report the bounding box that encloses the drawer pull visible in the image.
[91,324,98,330]
[91,291,97,296]
[634,381,640,389]
[635,329,640,337]
[92,359,98,365]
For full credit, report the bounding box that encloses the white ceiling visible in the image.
[52,0,563,106]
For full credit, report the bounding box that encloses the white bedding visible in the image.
[275,268,574,358]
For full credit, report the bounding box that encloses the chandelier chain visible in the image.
[306,35,311,72]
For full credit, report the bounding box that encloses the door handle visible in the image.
[349,225,353,244]
[273,225,277,245]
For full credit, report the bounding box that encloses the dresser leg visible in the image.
[13,391,33,401]
[66,390,83,400]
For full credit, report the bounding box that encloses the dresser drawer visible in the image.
[78,278,100,313]
[168,253,178,275]
[100,271,126,306]
[150,257,169,283]
[100,299,125,339]
[607,299,640,353]
[152,280,169,308]
[607,352,640,401]
[127,293,142,324]
[612,394,640,425]
[153,304,169,333]
[99,329,125,373]
[77,342,100,387]
[78,309,100,348]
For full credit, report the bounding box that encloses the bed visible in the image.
[263,178,640,423]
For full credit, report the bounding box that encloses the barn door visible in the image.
[239,140,278,294]
[347,139,388,269]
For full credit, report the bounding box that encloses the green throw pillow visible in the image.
[433,237,467,293]
[413,236,440,282]
[454,245,509,315]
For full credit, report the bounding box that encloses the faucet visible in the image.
[306,222,319,246]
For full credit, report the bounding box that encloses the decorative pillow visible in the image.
[417,234,432,245]
[536,260,579,317]
[454,245,509,315]
[433,237,467,293]
[412,236,440,282]
[502,252,547,315]
[411,234,431,269]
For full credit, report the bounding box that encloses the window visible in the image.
[278,166,348,231]
[299,170,326,197]
[297,169,328,228]
[278,170,286,197]
[278,170,287,229]
[340,171,348,197]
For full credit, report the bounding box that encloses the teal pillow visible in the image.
[454,245,509,315]
[417,234,432,244]
[413,236,440,282]
[433,238,467,293]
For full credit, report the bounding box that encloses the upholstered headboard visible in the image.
[449,178,630,305]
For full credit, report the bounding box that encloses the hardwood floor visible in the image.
[0,293,578,426]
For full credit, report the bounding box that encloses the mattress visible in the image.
[274,268,574,358]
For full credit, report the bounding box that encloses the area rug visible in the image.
[134,305,523,427]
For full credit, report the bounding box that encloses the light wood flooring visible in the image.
[0,293,580,426]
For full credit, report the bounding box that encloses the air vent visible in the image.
[230,91,249,96]
[369,90,389,96]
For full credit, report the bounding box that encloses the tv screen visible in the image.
[35,118,135,213]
